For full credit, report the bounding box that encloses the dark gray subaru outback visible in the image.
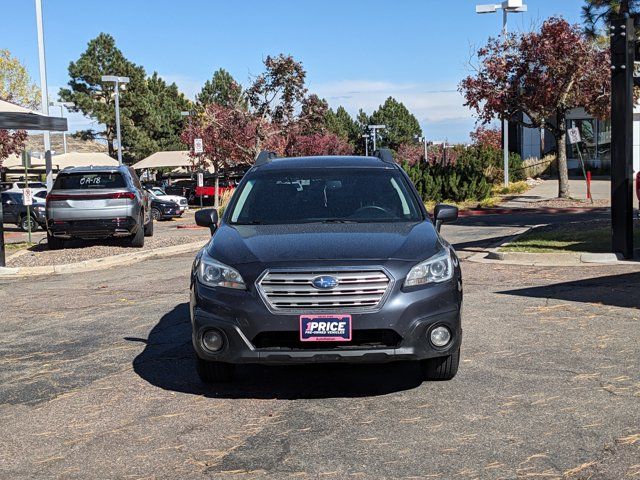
[191,149,462,383]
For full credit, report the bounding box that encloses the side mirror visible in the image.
[195,208,219,235]
[433,203,458,232]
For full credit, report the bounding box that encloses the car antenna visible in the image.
[255,151,278,166]
[373,148,395,164]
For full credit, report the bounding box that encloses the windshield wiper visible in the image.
[317,218,359,224]
[234,220,266,225]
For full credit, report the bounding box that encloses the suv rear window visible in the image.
[54,172,126,190]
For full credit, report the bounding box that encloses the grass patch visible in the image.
[502,219,640,253]
[5,242,35,253]
[491,181,529,196]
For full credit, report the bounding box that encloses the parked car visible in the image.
[190,149,462,383]
[149,192,183,220]
[146,186,188,212]
[1,191,47,231]
[165,178,236,205]
[2,181,47,197]
[45,166,153,249]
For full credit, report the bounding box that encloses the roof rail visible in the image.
[255,150,278,166]
[373,148,395,164]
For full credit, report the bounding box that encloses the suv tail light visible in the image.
[46,192,136,202]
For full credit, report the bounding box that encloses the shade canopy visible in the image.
[132,150,194,170]
[2,154,47,169]
[50,152,119,169]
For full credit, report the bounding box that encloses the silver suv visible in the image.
[45,166,153,249]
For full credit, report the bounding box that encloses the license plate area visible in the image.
[300,314,352,342]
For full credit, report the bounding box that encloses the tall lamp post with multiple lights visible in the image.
[475,0,527,186]
[49,101,74,154]
[368,125,386,152]
[101,75,129,165]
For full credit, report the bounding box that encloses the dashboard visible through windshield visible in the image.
[229,168,423,225]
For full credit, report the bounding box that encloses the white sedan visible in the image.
[147,187,189,212]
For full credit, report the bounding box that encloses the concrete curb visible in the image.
[0,240,206,278]
[467,231,637,267]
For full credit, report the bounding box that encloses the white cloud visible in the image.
[312,80,476,142]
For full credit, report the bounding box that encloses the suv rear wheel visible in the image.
[420,347,460,381]
[144,216,154,237]
[47,232,64,250]
[196,357,235,383]
[128,215,145,248]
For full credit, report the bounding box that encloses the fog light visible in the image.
[430,326,451,347]
[202,329,224,352]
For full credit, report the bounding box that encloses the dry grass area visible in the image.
[424,181,531,211]
[26,134,107,154]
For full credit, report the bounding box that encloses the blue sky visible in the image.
[2,0,586,142]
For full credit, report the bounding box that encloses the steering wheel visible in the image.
[350,205,395,219]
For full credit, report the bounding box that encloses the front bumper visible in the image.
[191,275,462,365]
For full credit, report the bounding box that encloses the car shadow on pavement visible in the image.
[131,303,425,399]
[499,271,640,309]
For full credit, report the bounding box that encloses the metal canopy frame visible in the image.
[0,112,67,131]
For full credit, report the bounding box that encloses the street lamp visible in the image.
[415,134,429,162]
[476,0,527,186]
[368,124,386,151]
[361,134,370,156]
[49,101,74,154]
[101,75,130,165]
[34,0,54,190]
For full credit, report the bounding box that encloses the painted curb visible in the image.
[459,206,610,217]
[0,240,206,278]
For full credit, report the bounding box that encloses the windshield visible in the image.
[151,188,165,196]
[228,168,423,225]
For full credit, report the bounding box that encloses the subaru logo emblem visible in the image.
[312,275,339,290]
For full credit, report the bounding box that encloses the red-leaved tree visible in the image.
[396,143,424,166]
[285,132,353,157]
[460,17,610,198]
[470,126,501,150]
[0,129,27,169]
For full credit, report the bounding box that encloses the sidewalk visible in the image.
[500,178,638,209]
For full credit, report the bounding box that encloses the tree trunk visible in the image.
[556,119,570,199]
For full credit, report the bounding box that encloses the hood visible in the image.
[207,222,442,265]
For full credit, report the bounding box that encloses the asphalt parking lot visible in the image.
[1,226,639,479]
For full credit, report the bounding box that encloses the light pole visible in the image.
[415,135,428,162]
[49,101,74,154]
[101,75,130,165]
[34,0,54,190]
[362,134,369,156]
[476,0,527,186]
[368,124,386,151]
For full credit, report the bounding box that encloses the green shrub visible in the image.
[402,145,523,202]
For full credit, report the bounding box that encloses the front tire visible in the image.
[420,347,460,381]
[196,357,235,383]
[19,215,38,232]
[151,208,162,221]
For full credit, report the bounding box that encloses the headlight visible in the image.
[404,250,453,287]
[198,253,245,290]
[33,205,45,211]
